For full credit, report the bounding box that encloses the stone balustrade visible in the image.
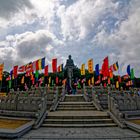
[109,92,140,122]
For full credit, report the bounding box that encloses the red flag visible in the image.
[108,78,110,85]
[6,76,10,81]
[118,76,121,83]
[56,77,59,84]
[109,68,113,79]
[44,65,48,76]
[36,60,39,71]
[57,65,61,72]
[18,65,25,72]
[104,83,107,87]
[25,63,33,75]
[52,58,57,73]
[13,65,18,78]
[102,57,109,77]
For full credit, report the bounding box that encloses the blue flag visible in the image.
[127,65,131,76]
[95,64,99,76]
[41,57,45,69]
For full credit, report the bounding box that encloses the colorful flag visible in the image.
[13,65,18,79]
[10,70,13,79]
[123,74,129,80]
[9,80,12,89]
[62,79,66,85]
[60,64,63,72]
[108,78,110,85]
[44,65,48,76]
[57,64,63,72]
[109,65,114,72]
[35,58,45,71]
[25,63,33,75]
[104,83,107,88]
[30,73,34,81]
[35,70,39,79]
[109,68,113,79]
[113,62,119,71]
[21,76,24,84]
[39,77,43,85]
[6,76,10,81]
[118,76,121,83]
[52,58,57,73]
[130,68,135,79]
[56,77,59,84]
[41,57,45,69]
[88,59,93,73]
[95,64,99,76]
[36,60,39,71]
[116,81,119,88]
[81,64,85,75]
[127,65,131,76]
[102,56,109,77]
[57,65,61,72]
[49,77,51,84]
[38,59,42,70]
[91,77,94,85]
[18,65,25,73]
[0,63,4,81]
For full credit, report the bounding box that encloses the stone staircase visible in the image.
[42,94,117,127]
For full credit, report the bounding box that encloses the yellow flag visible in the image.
[38,59,42,70]
[116,81,119,89]
[88,59,93,73]
[81,64,85,75]
[49,77,51,84]
[0,64,4,81]
[62,79,66,85]
[21,76,24,84]
[91,77,94,85]
[88,79,91,86]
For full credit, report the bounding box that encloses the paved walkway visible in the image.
[48,110,108,117]
[18,127,140,140]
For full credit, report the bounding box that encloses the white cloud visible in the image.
[92,0,140,76]
[57,0,119,41]
[0,0,140,77]
[0,30,63,70]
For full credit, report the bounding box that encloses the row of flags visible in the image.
[80,56,135,88]
[0,56,136,89]
[7,57,63,80]
[80,57,119,77]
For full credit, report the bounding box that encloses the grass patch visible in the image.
[0,119,30,129]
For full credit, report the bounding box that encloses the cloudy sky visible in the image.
[0,0,140,77]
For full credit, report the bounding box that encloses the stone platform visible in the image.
[19,127,140,140]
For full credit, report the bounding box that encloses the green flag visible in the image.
[9,80,12,89]
[78,82,81,89]
[35,70,39,78]
[130,69,135,79]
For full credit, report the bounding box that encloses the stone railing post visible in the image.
[108,87,111,111]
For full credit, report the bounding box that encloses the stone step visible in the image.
[58,104,95,107]
[59,102,93,105]
[57,107,96,111]
[42,123,117,128]
[58,105,95,109]
[44,118,113,124]
[64,95,85,102]
[64,99,85,102]
[46,115,109,119]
